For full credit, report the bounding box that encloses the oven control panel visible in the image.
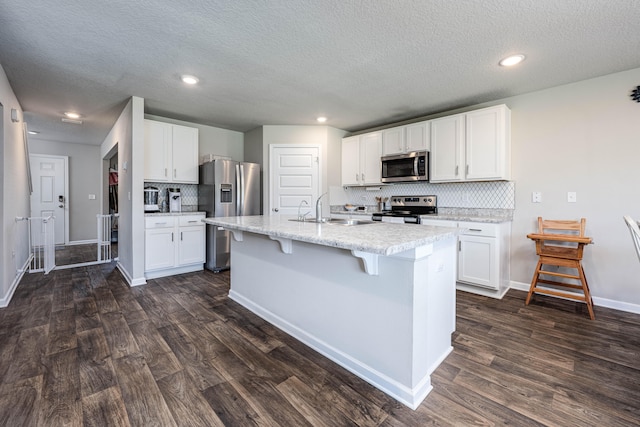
[390,195,437,208]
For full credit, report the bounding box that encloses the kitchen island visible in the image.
[202,215,458,409]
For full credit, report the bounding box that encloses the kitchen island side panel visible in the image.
[227,231,455,409]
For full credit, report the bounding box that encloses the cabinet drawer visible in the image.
[458,222,498,237]
[145,217,176,229]
[179,216,205,227]
[420,218,456,228]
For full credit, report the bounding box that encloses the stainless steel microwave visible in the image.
[381,151,429,183]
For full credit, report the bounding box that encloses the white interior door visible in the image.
[30,154,68,245]
[269,145,321,216]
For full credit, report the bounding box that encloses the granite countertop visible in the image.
[145,211,206,217]
[202,215,457,256]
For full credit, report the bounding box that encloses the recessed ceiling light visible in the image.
[64,111,81,119]
[181,75,199,85]
[316,116,327,123]
[62,118,83,125]
[28,130,40,135]
[499,54,526,67]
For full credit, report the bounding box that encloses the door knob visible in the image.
[274,208,279,212]
[59,204,64,208]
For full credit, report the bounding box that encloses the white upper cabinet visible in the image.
[430,114,466,182]
[171,125,199,183]
[341,132,382,186]
[465,105,510,181]
[382,121,429,156]
[144,120,172,182]
[382,127,404,156]
[144,119,199,183]
[430,105,510,183]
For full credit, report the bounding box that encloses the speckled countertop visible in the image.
[202,215,457,256]
[145,211,205,217]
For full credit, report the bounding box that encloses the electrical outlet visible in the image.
[532,192,542,203]
[567,192,577,203]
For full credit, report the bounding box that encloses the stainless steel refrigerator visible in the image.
[199,159,261,272]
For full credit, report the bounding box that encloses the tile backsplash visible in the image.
[341,181,515,210]
[145,182,198,211]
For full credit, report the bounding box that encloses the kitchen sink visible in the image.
[288,218,374,226]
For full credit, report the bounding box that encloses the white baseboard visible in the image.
[510,280,640,315]
[144,264,203,280]
[116,262,147,287]
[0,256,32,308]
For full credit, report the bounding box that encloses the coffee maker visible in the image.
[168,188,181,212]
[144,186,160,212]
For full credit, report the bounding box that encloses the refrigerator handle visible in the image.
[239,163,245,216]
[235,163,242,216]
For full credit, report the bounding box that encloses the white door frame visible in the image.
[30,154,70,245]
[268,144,322,216]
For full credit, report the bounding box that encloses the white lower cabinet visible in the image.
[145,214,205,279]
[421,219,511,298]
[458,223,499,289]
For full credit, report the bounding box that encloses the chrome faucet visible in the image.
[297,200,310,221]
[316,192,327,222]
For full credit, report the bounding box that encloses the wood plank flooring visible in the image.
[1,262,639,426]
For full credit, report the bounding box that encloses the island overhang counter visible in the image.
[203,215,458,409]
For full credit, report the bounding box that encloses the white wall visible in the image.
[101,96,146,286]
[145,114,244,161]
[28,140,101,242]
[255,125,346,215]
[505,68,640,310]
[0,64,31,306]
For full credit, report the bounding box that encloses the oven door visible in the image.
[381,151,428,183]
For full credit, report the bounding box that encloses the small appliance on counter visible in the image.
[371,195,437,224]
[144,186,160,212]
[168,188,182,212]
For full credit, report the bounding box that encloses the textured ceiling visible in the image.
[1,0,639,145]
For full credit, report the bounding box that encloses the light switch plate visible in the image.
[88,194,96,200]
[532,192,542,203]
[568,192,577,203]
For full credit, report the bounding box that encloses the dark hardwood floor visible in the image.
[1,262,639,426]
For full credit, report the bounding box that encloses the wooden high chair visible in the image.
[525,217,595,319]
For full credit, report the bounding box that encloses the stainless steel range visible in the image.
[371,195,437,224]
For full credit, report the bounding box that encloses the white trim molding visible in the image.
[510,280,640,315]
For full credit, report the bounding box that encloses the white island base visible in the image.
[227,231,456,409]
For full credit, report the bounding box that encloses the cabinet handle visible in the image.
[174,168,177,178]
[361,173,365,182]
[458,241,461,251]
[155,222,167,225]
[466,165,469,175]
[187,220,197,223]
[164,168,167,177]
[468,228,483,232]
[171,232,174,242]
[455,165,459,175]
[355,173,359,182]
[181,232,183,241]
